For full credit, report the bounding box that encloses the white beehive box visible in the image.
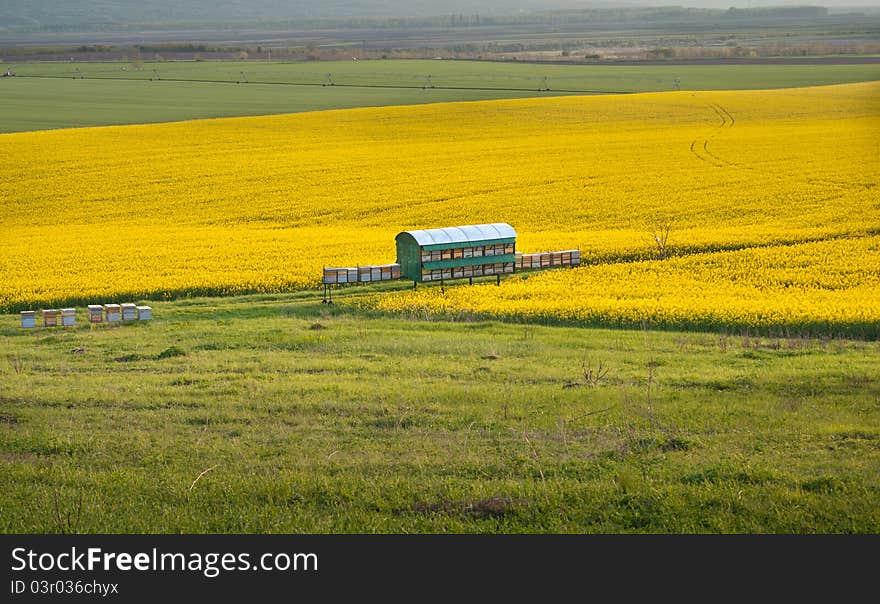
[88,304,104,323]
[358,267,372,282]
[137,306,152,320]
[61,308,76,326]
[121,303,137,321]
[20,311,35,328]
[104,304,121,322]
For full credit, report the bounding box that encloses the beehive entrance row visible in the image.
[421,262,515,282]
[420,243,515,263]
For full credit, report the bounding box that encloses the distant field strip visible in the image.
[16,73,625,94]
[1,82,878,335]
[1,59,878,132]
[14,59,880,91]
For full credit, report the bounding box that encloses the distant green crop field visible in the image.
[0,76,554,133]
[16,58,880,90]
[1,291,878,533]
[1,59,878,132]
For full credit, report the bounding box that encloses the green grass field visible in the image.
[2,289,878,533]
[1,59,878,132]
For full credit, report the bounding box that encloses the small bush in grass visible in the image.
[156,346,186,359]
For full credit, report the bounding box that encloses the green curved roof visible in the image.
[396,223,516,247]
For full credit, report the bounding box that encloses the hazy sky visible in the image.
[548,0,879,6]
[3,0,879,30]
[625,0,879,6]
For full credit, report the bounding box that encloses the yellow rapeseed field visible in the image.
[1,82,878,334]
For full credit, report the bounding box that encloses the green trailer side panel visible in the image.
[422,254,516,270]
[395,233,423,281]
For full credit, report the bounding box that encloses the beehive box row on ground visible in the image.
[21,304,152,328]
[515,250,581,270]
[421,262,515,282]
[323,263,401,285]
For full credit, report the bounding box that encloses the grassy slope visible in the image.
[1,59,878,132]
[1,290,878,533]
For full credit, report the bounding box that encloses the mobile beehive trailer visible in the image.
[320,223,578,301]
[395,223,517,287]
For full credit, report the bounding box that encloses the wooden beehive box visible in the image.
[42,309,59,327]
[104,304,121,322]
[137,306,152,320]
[88,304,104,323]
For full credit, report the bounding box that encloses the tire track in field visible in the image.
[704,103,737,167]
[688,103,731,168]
[689,101,875,207]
